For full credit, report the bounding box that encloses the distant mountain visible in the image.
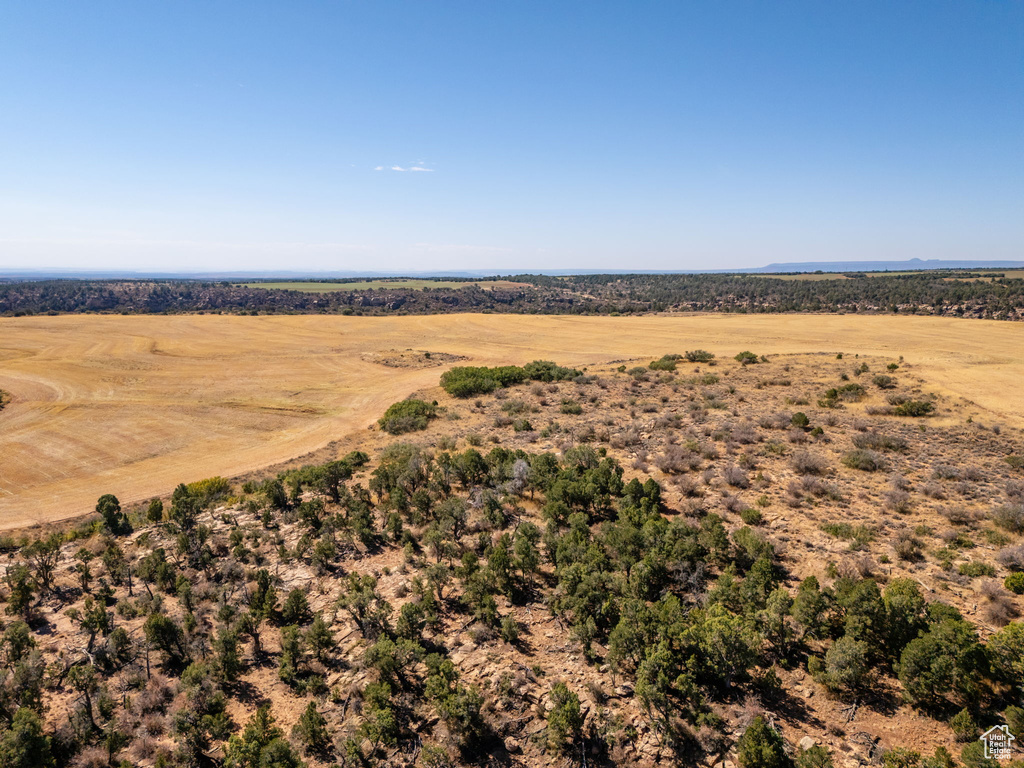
[745,258,1024,274]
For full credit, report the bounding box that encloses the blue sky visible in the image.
[1,1,1021,273]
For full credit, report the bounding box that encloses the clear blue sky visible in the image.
[1,1,1021,273]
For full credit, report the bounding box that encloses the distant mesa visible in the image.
[750,258,1024,274]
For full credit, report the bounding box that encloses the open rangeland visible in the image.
[0,313,1021,530]
[1,337,1022,766]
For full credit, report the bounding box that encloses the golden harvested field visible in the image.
[0,313,1022,530]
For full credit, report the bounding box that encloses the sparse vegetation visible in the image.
[1,326,1022,765]
[992,504,1024,534]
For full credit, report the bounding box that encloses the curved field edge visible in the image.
[0,312,1020,530]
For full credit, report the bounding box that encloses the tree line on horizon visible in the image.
[1,272,1023,320]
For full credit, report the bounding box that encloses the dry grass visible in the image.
[1,312,1022,529]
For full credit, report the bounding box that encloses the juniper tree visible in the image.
[737,716,791,768]
[305,614,334,663]
[0,707,55,768]
[95,494,128,534]
[291,700,330,757]
[546,682,583,754]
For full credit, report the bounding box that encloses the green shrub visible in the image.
[796,745,834,768]
[281,588,312,625]
[842,449,886,472]
[873,374,897,389]
[560,400,582,415]
[882,748,921,768]
[894,400,934,417]
[378,399,438,434]
[1005,706,1024,743]
[818,389,840,408]
[880,749,950,768]
[959,740,1000,768]
[737,716,788,768]
[523,360,581,382]
[897,616,984,707]
[292,700,331,756]
[735,351,760,365]
[852,432,908,452]
[812,636,870,696]
[0,708,54,768]
[685,349,715,363]
[949,708,977,742]
[545,682,583,753]
[500,615,519,644]
[791,412,810,428]
[820,522,874,549]
[512,418,533,432]
[1004,572,1024,594]
[501,399,529,415]
[440,366,505,397]
[648,355,679,371]
[740,508,763,525]
[441,361,579,397]
[491,365,530,386]
[836,382,867,401]
[185,476,232,504]
[441,365,528,397]
[958,561,995,578]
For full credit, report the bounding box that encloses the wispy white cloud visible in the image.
[377,162,435,172]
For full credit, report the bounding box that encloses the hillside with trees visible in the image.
[1,352,1023,767]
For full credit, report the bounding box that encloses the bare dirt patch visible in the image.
[359,348,467,368]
